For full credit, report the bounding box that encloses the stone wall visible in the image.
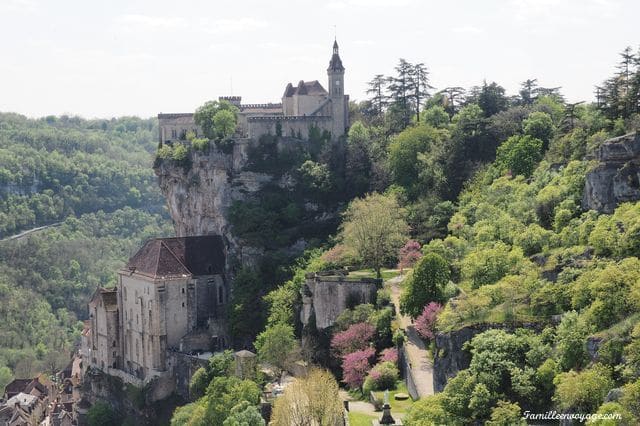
[583,132,640,213]
[247,116,333,140]
[300,273,380,330]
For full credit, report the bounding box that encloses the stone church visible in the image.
[157,40,349,143]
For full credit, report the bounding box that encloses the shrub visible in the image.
[363,361,399,393]
[331,322,375,357]
[415,302,443,340]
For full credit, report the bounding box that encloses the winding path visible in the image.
[0,222,62,242]
[388,274,434,397]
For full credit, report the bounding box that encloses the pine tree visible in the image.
[410,62,432,122]
[366,74,388,117]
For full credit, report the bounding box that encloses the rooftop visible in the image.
[125,235,225,279]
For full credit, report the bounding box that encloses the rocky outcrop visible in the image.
[583,132,640,213]
[433,322,544,392]
[155,139,270,265]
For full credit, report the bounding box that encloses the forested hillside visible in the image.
[173,47,640,425]
[0,114,164,237]
[0,115,172,392]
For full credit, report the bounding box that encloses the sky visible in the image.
[0,0,638,118]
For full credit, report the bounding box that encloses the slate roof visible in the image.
[328,40,344,72]
[3,379,31,399]
[283,80,328,97]
[126,236,225,279]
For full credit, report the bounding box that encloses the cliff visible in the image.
[154,136,344,269]
[154,139,271,265]
[583,132,640,213]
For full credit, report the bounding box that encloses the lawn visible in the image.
[349,268,402,281]
[348,412,378,426]
[372,382,415,414]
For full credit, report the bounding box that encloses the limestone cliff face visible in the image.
[154,139,271,264]
[583,132,640,213]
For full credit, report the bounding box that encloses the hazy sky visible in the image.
[0,0,638,118]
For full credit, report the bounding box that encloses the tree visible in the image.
[342,347,375,390]
[469,81,509,117]
[486,401,527,426]
[440,87,466,116]
[255,323,297,378]
[495,134,543,178]
[410,63,432,122]
[397,240,422,272]
[340,193,409,278]
[555,311,589,371]
[171,402,206,426]
[194,100,239,140]
[213,110,237,139]
[271,369,343,426]
[0,366,12,393]
[203,376,261,426]
[388,125,449,199]
[387,59,415,129]
[88,401,118,426]
[222,401,265,426]
[400,253,450,318]
[330,322,376,357]
[523,111,554,150]
[415,302,443,340]
[366,74,388,117]
[553,364,614,413]
[519,79,539,106]
[404,394,450,426]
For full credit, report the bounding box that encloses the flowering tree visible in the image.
[415,302,443,340]
[342,347,376,390]
[330,322,375,357]
[398,240,422,272]
[379,347,399,364]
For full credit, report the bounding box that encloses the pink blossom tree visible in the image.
[415,302,443,340]
[342,347,375,390]
[379,347,398,364]
[398,240,422,273]
[330,322,375,357]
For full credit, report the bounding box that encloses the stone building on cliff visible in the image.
[158,40,349,143]
[81,235,227,400]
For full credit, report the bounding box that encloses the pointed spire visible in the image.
[328,39,344,72]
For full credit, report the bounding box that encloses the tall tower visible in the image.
[327,39,348,137]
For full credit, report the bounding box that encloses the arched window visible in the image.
[218,286,224,305]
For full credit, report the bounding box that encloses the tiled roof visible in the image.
[126,236,225,279]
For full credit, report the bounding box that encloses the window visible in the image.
[149,310,152,328]
[136,314,139,325]
[218,286,224,304]
[182,302,185,308]
[171,129,177,139]
[181,288,185,294]
[124,288,127,301]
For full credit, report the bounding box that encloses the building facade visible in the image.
[158,40,349,144]
[82,236,227,394]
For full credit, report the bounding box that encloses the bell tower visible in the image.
[328,39,345,97]
[327,39,348,137]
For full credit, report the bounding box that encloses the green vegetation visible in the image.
[0,113,171,382]
[0,114,163,237]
